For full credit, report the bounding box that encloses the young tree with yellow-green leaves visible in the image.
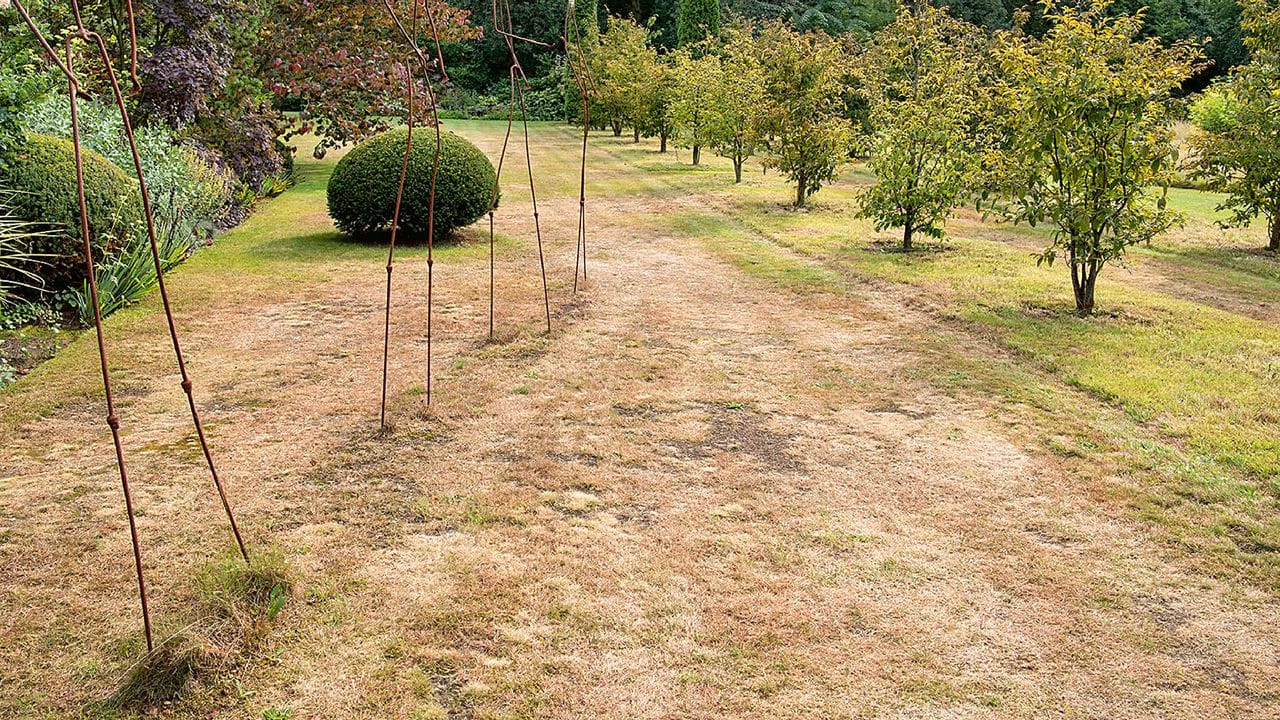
[592,16,658,139]
[638,55,677,153]
[857,3,988,250]
[666,46,719,165]
[987,0,1201,314]
[750,21,854,207]
[706,25,765,183]
[1189,0,1280,251]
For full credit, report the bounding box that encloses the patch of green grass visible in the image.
[653,211,842,292]
[197,550,292,646]
[416,493,526,531]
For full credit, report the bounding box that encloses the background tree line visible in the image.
[576,0,1280,316]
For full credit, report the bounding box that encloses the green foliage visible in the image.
[636,55,677,147]
[63,223,198,325]
[326,128,497,240]
[21,94,237,242]
[705,25,765,181]
[0,39,54,171]
[0,192,50,300]
[750,20,854,206]
[986,0,1200,314]
[678,0,722,47]
[666,46,719,163]
[2,134,143,291]
[1189,0,1280,250]
[591,16,659,136]
[856,4,987,249]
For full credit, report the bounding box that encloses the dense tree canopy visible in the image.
[677,0,721,46]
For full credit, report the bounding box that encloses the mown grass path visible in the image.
[2,122,1278,719]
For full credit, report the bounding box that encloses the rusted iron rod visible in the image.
[485,66,516,340]
[380,52,416,429]
[384,0,446,405]
[494,0,552,334]
[83,27,250,565]
[66,34,154,654]
[564,0,594,293]
[13,0,258,652]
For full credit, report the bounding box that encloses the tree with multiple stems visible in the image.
[987,0,1200,314]
[1188,0,1280,251]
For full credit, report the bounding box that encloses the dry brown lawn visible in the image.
[1,121,1278,719]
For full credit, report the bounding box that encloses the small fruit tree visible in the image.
[988,0,1200,314]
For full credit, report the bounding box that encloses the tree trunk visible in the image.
[1070,252,1099,315]
[733,157,743,184]
[795,176,807,207]
[611,120,621,136]
[1270,216,1279,251]
[692,145,700,165]
[660,132,667,153]
[902,224,913,252]
[633,127,640,143]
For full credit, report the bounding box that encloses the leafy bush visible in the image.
[63,224,198,324]
[22,94,238,239]
[327,128,497,239]
[2,134,143,291]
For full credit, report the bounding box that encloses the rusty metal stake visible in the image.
[380,54,416,430]
[86,28,250,565]
[66,35,154,654]
[486,60,517,341]
[13,0,260,652]
[494,0,552,334]
[565,0,595,293]
[383,0,447,406]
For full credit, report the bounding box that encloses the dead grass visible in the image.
[1,121,1278,719]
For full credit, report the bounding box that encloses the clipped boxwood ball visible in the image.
[327,128,498,240]
[4,134,143,291]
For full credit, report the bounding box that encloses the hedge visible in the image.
[3,134,143,291]
[327,128,497,240]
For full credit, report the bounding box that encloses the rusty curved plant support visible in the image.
[490,0,553,336]
[380,0,448,418]
[12,0,257,653]
[564,0,595,294]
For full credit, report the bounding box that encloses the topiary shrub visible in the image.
[326,128,497,240]
[2,133,143,291]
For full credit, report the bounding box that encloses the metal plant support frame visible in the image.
[564,0,594,294]
[11,0,254,654]
[379,0,449,426]
[488,0,553,339]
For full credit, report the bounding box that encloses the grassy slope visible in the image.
[596,135,1280,586]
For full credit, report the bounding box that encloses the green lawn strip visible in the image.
[654,210,843,292]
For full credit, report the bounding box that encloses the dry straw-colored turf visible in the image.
[1,122,1278,718]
